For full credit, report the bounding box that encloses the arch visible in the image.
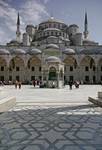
[0,57,8,81]
[9,56,25,82]
[80,56,95,68]
[63,56,78,68]
[49,67,57,80]
[98,58,102,65]
[0,56,7,66]
[9,56,25,69]
[27,56,41,69]
[27,56,41,81]
[80,56,96,84]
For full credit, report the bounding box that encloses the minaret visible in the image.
[16,12,21,43]
[84,12,89,39]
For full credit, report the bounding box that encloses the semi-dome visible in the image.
[45,56,61,63]
[28,48,42,55]
[11,49,26,54]
[44,28,60,32]
[63,48,75,54]
[46,44,59,49]
[0,49,10,55]
[47,36,57,39]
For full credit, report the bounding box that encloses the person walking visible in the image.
[69,80,73,90]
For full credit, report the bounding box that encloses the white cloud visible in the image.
[0,0,49,44]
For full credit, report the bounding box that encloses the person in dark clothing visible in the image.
[69,80,73,90]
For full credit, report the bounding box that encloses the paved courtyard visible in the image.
[0,85,102,149]
[0,85,102,104]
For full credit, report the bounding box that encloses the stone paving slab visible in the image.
[0,104,102,150]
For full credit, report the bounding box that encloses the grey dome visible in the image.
[80,49,102,54]
[63,48,75,54]
[11,49,26,54]
[28,48,42,55]
[46,44,59,49]
[40,17,64,24]
[46,56,61,63]
[0,49,10,55]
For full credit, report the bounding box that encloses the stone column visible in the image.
[57,71,60,88]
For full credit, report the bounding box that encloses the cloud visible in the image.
[0,0,49,44]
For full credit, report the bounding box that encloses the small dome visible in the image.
[59,36,64,40]
[28,48,42,55]
[64,38,70,42]
[46,44,59,49]
[63,48,75,54]
[11,49,26,54]
[0,49,10,55]
[46,56,61,63]
[69,24,79,28]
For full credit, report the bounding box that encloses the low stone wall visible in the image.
[0,97,16,112]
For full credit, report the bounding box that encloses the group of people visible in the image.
[32,80,41,87]
[15,80,22,89]
[69,80,80,90]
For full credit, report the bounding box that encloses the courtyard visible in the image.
[0,85,102,149]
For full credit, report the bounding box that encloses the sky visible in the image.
[0,0,102,45]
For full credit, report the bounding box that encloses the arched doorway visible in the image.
[49,67,57,80]
[63,56,77,83]
[80,56,96,83]
[0,57,7,82]
[9,56,25,82]
[27,56,41,82]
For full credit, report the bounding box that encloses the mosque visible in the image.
[0,12,102,88]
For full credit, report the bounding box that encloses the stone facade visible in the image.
[0,14,102,85]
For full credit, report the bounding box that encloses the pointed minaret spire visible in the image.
[84,11,89,39]
[17,12,20,26]
[16,12,21,43]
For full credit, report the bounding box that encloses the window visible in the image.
[64,66,66,71]
[1,66,4,71]
[32,67,35,71]
[54,24,56,28]
[0,76,4,81]
[93,66,96,71]
[51,32,53,36]
[49,24,51,28]
[69,76,73,82]
[9,76,12,81]
[16,67,19,71]
[31,76,35,81]
[93,76,96,83]
[70,66,73,71]
[101,76,102,81]
[85,66,89,71]
[101,66,102,71]
[9,67,12,71]
[85,76,89,82]
[16,76,19,81]
[39,67,41,72]
[39,76,42,80]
